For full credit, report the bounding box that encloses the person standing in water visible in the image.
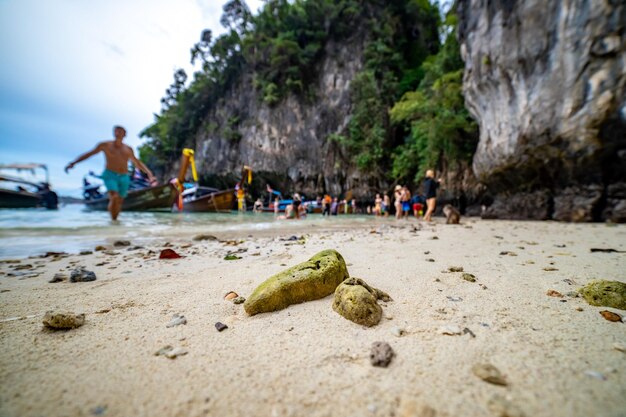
[423,169,441,222]
[65,126,156,221]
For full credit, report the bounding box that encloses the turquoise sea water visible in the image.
[0,204,373,258]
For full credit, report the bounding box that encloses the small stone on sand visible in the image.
[440,325,462,335]
[370,341,394,367]
[215,322,228,332]
[472,363,507,385]
[448,266,463,272]
[166,314,187,328]
[224,291,238,301]
[114,240,131,247]
[49,273,67,283]
[43,311,85,329]
[70,268,96,282]
[233,296,246,304]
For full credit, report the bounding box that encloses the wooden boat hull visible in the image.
[182,188,235,212]
[0,189,42,208]
[84,184,177,211]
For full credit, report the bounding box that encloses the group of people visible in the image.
[371,170,441,221]
[66,125,442,223]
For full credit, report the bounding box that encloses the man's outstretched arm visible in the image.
[65,144,103,173]
[129,149,156,183]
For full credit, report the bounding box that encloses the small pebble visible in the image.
[613,343,626,353]
[370,341,394,368]
[224,291,238,301]
[390,326,404,337]
[114,240,131,247]
[49,273,67,283]
[43,311,85,329]
[215,322,228,332]
[472,363,507,385]
[233,296,246,304]
[166,314,187,328]
[70,268,96,282]
[448,266,464,272]
[440,325,462,335]
[584,370,607,380]
[462,273,476,282]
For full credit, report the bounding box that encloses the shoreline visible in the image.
[1,219,625,417]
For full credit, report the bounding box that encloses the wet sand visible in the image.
[0,218,625,417]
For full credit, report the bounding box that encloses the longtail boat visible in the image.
[84,183,177,211]
[174,154,251,212]
[0,164,58,209]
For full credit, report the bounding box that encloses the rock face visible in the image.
[185,36,375,199]
[458,0,626,221]
[244,249,349,316]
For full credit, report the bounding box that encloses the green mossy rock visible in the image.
[579,280,626,310]
[332,277,391,327]
[244,249,349,316]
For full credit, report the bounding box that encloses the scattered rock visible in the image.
[370,341,394,368]
[332,277,392,327]
[233,296,246,304]
[154,345,188,359]
[463,327,476,338]
[193,234,218,241]
[215,322,228,332]
[113,240,131,247]
[499,251,517,256]
[426,258,435,262]
[584,370,607,380]
[599,310,623,322]
[612,343,626,353]
[244,249,349,316]
[424,251,430,255]
[579,280,626,310]
[43,311,85,329]
[576,307,584,312]
[590,248,625,253]
[79,250,93,255]
[95,245,107,251]
[440,325,463,335]
[472,363,508,386]
[391,326,404,337]
[543,267,559,271]
[462,273,476,282]
[224,254,241,260]
[159,249,182,259]
[487,394,525,417]
[448,266,464,272]
[546,289,564,298]
[70,268,96,282]
[224,291,238,301]
[166,313,187,328]
[49,273,67,283]
[430,236,439,240]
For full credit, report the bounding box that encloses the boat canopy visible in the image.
[0,164,49,183]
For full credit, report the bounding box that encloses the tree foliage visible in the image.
[139,0,477,188]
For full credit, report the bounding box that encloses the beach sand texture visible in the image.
[0,219,625,417]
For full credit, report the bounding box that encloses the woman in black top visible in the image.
[423,169,440,222]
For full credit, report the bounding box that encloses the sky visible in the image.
[0,0,262,196]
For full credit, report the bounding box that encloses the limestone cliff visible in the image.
[186,36,380,199]
[458,0,626,221]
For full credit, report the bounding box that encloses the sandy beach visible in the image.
[0,218,625,417]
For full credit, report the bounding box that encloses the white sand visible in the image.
[0,219,625,417]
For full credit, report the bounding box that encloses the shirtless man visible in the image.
[65,126,156,221]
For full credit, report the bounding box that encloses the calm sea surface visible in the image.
[0,204,374,258]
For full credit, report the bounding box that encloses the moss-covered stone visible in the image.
[42,311,85,329]
[244,249,349,316]
[332,277,391,327]
[579,280,626,310]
